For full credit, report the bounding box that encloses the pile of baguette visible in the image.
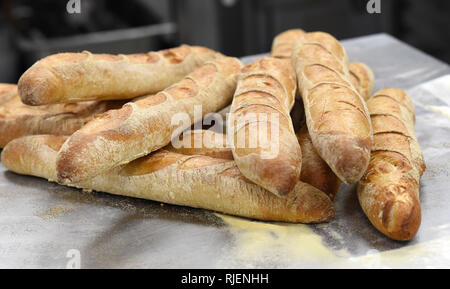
[0,29,425,241]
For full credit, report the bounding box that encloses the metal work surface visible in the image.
[1,34,449,268]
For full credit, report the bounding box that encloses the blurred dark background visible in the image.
[0,0,449,83]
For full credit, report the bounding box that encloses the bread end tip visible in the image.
[18,67,59,106]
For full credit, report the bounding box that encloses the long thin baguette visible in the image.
[18,45,220,105]
[168,129,339,200]
[56,56,242,184]
[228,57,301,196]
[292,32,372,184]
[2,135,335,223]
[0,83,124,148]
[271,29,375,101]
[349,62,374,100]
[357,88,425,241]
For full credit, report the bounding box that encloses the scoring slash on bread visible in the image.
[228,57,302,197]
[0,83,124,148]
[271,29,374,101]
[358,89,426,241]
[292,32,373,184]
[18,45,220,105]
[2,135,335,223]
[56,56,242,184]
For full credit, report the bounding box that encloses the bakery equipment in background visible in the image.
[174,0,396,57]
[1,0,177,81]
[0,0,449,83]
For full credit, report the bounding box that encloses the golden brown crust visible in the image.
[270,29,375,102]
[292,32,373,184]
[228,57,301,196]
[349,62,374,100]
[296,125,340,200]
[2,135,334,223]
[0,84,124,148]
[0,83,19,105]
[1,135,68,181]
[18,45,220,105]
[271,29,306,59]
[358,88,425,241]
[56,56,242,184]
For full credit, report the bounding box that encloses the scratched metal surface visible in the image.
[1,34,450,268]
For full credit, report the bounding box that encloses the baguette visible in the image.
[228,57,301,196]
[271,29,306,59]
[296,125,340,201]
[292,32,372,184]
[57,56,242,184]
[0,83,124,148]
[357,88,425,241]
[2,135,335,223]
[349,62,374,100]
[271,29,374,100]
[18,45,220,105]
[169,128,340,200]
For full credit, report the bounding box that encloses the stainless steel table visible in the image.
[1,33,450,268]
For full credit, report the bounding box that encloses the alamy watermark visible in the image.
[66,0,81,14]
[66,249,81,269]
[366,0,381,14]
[170,105,281,160]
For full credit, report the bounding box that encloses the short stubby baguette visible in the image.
[168,129,340,201]
[2,135,335,223]
[349,62,374,100]
[57,56,242,184]
[358,89,425,241]
[292,32,372,184]
[0,83,124,148]
[228,57,302,197]
[270,29,306,59]
[18,45,220,105]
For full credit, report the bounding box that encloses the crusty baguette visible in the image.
[0,83,124,148]
[270,31,368,199]
[349,62,374,100]
[57,56,242,184]
[296,125,340,201]
[357,88,425,241]
[168,129,339,200]
[18,45,220,105]
[271,29,375,101]
[228,57,301,196]
[2,135,335,223]
[271,29,306,59]
[292,32,372,184]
